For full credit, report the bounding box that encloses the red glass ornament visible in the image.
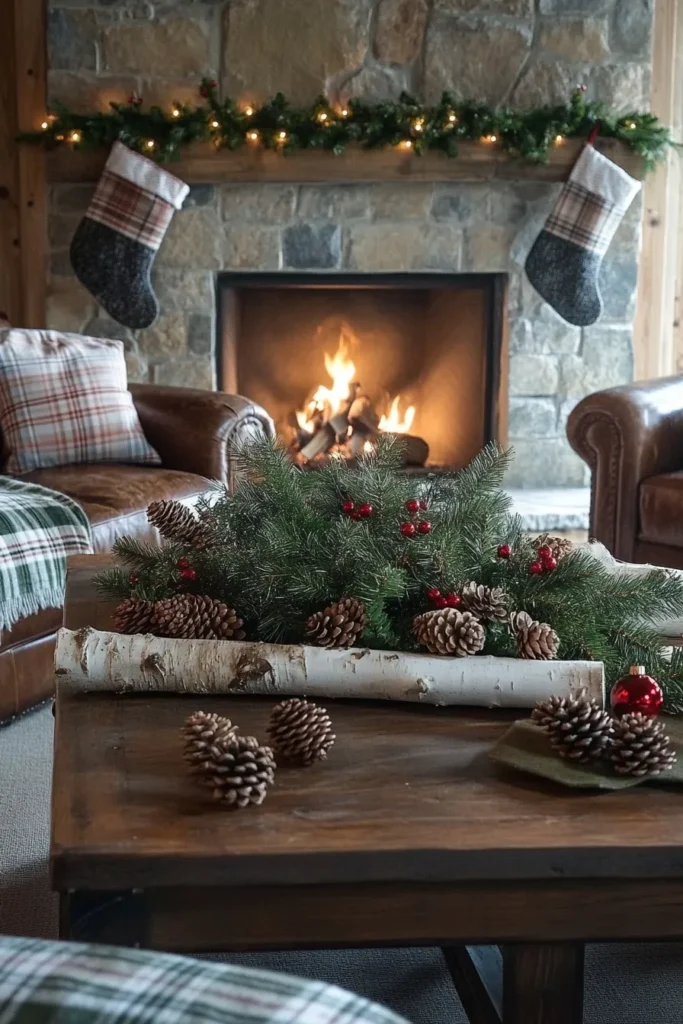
[537,545,553,561]
[341,499,355,514]
[358,503,374,518]
[427,588,441,601]
[405,498,420,514]
[435,596,448,609]
[419,498,429,511]
[543,555,558,572]
[128,573,138,584]
[400,521,416,537]
[180,568,197,582]
[445,592,461,608]
[610,665,664,719]
[416,520,432,534]
[176,557,190,569]
[497,544,511,559]
[529,560,544,575]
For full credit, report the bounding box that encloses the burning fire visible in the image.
[378,395,415,434]
[296,325,415,436]
[296,330,357,434]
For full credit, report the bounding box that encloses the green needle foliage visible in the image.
[97,438,683,713]
[23,81,673,170]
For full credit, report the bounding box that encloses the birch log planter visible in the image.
[55,627,606,708]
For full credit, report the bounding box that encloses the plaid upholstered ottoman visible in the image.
[0,936,408,1024]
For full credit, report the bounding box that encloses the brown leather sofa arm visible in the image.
[567,375,683,561]
[129,384,275,484]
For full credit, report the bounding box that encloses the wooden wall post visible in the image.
[633,0,683,381]
[0,0,47,327]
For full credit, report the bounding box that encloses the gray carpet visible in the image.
[2,706,683,1023]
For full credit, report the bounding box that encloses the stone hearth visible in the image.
[45,0,653,487]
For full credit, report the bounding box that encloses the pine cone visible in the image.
[460,581,508,622]
[267,698,335,766]
[147,499,213,548]
[113,598,157,635]
[202,734,276,808]
[511,610,559,660]
[610,712,676,776]
[413,608,485,657]
[182,710,238,772]
[533,534,573,561]
[305,598,366,649]
[154,594,246,640]
[532,689,613,763]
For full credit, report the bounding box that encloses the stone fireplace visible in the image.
[219,271,504,470]
[45,0,653,487]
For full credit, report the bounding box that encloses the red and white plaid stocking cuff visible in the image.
[544,143,640,257]
[85,141,190,251]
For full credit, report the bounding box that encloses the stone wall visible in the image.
[46,0,654,487]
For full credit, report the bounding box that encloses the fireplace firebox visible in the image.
[218,273,506,471]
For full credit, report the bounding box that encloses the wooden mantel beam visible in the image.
[0,0,47,328]
[46,138,645,186]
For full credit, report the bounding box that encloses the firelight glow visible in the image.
[295,326,415,436]
[378,395,416,434]
[296,331,357,433]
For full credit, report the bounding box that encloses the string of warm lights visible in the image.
[22,79,672,170]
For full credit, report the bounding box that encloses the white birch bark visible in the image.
[55,627,605,708]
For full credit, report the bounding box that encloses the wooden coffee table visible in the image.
[53,556,683,1024]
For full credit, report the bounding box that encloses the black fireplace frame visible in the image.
[216,271,507,447]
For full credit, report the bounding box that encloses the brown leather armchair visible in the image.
[0,384,273,721]
[567,375,683,569]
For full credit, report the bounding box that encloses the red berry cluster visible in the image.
[529,544,557,576]
[126,93,143,107]
[427,587,461,610]
[401,497,431,538]
[200,80,218,97]
[177,556,197,582]
[342,499,374,521]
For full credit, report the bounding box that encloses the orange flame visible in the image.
[296,328,357,433]
[296,323,415,437]
[378,395,416,434]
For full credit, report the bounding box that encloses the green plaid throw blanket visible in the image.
[0,477,91,632]
[0,936,409,1024]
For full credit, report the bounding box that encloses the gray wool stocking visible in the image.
[70,142,189,330]
[525,143,640,327]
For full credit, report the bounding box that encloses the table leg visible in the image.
[442,946,502,1024]
[502,943,584,1024]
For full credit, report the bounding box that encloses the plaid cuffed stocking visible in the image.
[70,142,189,329]
[525,144,640,326]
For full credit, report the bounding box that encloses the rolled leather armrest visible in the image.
[567,375,683,561]
[129,384,275,485]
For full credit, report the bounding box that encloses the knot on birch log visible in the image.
[233,653,274,689]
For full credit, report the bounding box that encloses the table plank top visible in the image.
[53,556,683,891]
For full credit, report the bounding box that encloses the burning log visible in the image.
[299,422,336,461]
[349,395,380,435]
[387,433,429,467]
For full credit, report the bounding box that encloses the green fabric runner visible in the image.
[491,717,683,790]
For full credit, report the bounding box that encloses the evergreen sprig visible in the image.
[22,80,673,170]
[96,438,683,712]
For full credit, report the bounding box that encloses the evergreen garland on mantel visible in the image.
[25,80,672,170]
[97,438,683,713]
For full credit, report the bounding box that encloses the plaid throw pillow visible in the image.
[0,936,410,1024]
[0,328,160,474]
